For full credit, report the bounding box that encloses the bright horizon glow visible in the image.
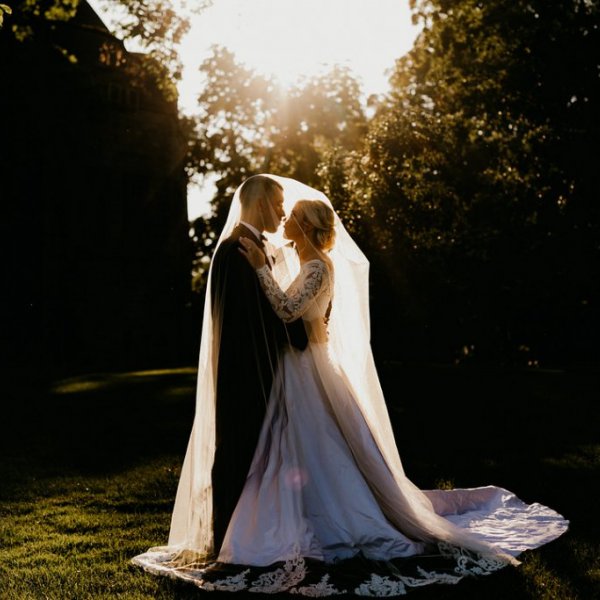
[88,0,421,219]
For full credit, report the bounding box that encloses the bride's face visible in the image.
[283,206,308,243]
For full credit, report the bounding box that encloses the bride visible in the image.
[132,176,568,596]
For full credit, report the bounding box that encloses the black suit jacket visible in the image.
[209,224,307,552]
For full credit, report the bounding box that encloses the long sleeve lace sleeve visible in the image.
[256,261,326,322]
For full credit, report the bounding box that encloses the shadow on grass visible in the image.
[1,368,197,488]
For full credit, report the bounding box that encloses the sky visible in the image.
[89,0,421,219]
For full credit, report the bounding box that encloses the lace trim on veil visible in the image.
[130,541,508,597]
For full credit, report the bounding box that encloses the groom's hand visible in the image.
[239,237,266,270]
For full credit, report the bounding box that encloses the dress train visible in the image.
[132,344,568,596]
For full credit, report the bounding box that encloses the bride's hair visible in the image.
[296,200,336,251]
[240,175,283,207]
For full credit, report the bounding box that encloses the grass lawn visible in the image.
[0,363,598,599]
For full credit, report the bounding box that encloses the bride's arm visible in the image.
[255,262,326,323]
[238,236,327,322]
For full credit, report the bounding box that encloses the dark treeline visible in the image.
[190,0,600,367]
[2,0,598,377]
[0,0,196,378]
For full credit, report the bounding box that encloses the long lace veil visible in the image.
[165,174,516,566]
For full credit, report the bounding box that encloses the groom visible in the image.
[209,175,308,554]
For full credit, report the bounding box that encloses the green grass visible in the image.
[0,364,598,599]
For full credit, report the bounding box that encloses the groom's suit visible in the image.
[210,223,308,553]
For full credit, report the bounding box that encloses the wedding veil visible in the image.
[166,174,516,566]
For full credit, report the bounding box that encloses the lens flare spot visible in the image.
[284,467,309,490]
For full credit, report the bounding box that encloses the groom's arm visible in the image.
[212,238,308,352]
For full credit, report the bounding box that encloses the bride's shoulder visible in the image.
[303,257,333,277]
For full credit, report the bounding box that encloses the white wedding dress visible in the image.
[222,259,567,565]
[219,259,431,567]
[132,178,569,597]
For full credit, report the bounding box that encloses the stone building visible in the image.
[0,1,194,378]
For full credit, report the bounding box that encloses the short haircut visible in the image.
[239,175,283,207]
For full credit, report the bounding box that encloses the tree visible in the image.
[322,0,600,364]
[187,46,367,274]
[0,3,11,28]
[1,0,197,375]
[1,0,203,100]
[266,65,366,186]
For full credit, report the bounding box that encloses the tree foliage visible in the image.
[321,0,600,364]
[0,3,11,28]
[187,46,367,276]
[5,0,598,365]
[1,0,200,99]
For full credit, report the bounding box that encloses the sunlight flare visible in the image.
[178,0,419,111]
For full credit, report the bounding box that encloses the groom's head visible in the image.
[239,175,285,233]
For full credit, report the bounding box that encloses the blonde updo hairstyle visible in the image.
[295,199,336,252]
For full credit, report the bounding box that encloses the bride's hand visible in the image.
[239,237,266,270]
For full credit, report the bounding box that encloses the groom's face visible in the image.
[262,188,285,233]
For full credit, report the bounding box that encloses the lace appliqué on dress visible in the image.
[291,574,347,597]
[202,568,251,592]
[249,554,307,593]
